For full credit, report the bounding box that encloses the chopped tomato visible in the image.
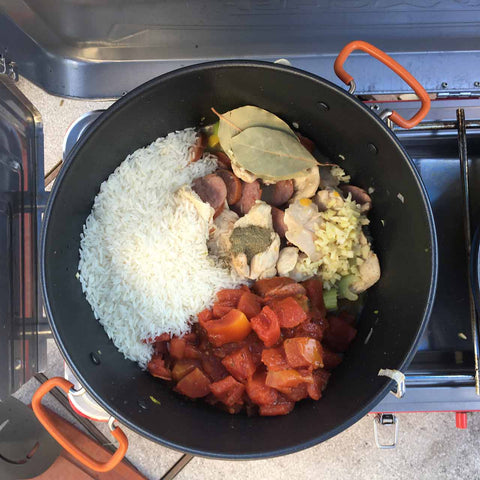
[175,368,211,398]
[143,332,171,344]
[324,316,357,352]
[237,292,262,319]
[203,309,252,346]
[210,375,245,407]
[216,288,245,307]
[269,296,307,328]
[197,308,213,326]
[284,337,323,369]
[244,333,264,366]
[184,344,202,359]
[259,396,295,416]
[221,347,256,382]
[281,383,309,402]
[201,353,228,382]
[252,277,296,297]
[246,371,279,405]
[172,359,201,382]
[294,294,310,312]
[323,349,343,370]
[302,278,326,319]
[212,341,243,359]
[294,320,324,341]
[147,355,172,381]
[265,369,313,391]
[307,369,331,400]
[261,347,289,371]
[251,306,281,347]
[169,337,186,360]
[212,303,233,318]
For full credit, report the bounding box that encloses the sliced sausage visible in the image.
[192,174,227,217]
[296,133,316,153]
[261,180,294,207]
[233,180,262,215]
[271,207,288,237]
[189,132,207,163]
[214,151,232,169]
[339,185,372,212]
[216,169,243,205]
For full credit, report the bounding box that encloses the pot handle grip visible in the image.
[32,376,128,473]
[334,40,430,129]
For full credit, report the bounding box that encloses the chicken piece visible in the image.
[284,199,322,262]
[208,207,239,258]
[231,161,257,183]
[288,253,317,282]
[249,234,280,280]
[277,247,299,276]
[291,167,320,203]
[350,251,381,294]
[234,201,273,230]
[232,252,250,279]
[176,185,214,224]
[314,188,344,212]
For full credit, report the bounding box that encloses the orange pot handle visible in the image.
[334,40,430,129]
[32,376,128,473]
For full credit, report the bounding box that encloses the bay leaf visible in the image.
[230,127,318,181]
[214,105,298,156]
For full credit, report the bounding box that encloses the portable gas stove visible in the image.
[3,1,480,472]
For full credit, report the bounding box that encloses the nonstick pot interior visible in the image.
[41,61,437,458]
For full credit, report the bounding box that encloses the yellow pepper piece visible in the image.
[299,198,312,206]
[208,134,219,148]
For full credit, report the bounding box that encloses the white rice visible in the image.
[78,128,238,367]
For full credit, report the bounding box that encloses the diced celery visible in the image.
[323,288,338,311]
[338,275,359,301]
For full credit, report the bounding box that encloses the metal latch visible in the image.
[373,413,399,449]
[0,55,18,81]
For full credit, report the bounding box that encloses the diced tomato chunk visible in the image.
[201,353,228,382]
[261,347,289,371]
[143,332,171,344]
[251,306,281,347]
[265,369,312,391]
[294,294,310,312]
[294,320,324,341]
[175,368,211,398]
[324,316,357,352]
[197,308,213,326]
[169,337,186,360]
[210,375,245,407]
[237,292,262,319]
[269,296,308,328]
[323,349,343,370]
[203,309,252,346]
[252,277,297,297]
[221,347,256,382]
[259,396,295,416]
[284,337,323,369]
[172,359,201,382]
[281,383,309,402]
[302,278,326,319]
[147,355,172,380]
[212,303,234,318]
[246,371,279,405]
[184,344,202,359]
[216,288,245,307]
[307,369,331,400]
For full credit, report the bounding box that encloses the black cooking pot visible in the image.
[34,42,437,469]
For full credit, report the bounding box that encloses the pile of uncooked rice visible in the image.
[78,128,238,367]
